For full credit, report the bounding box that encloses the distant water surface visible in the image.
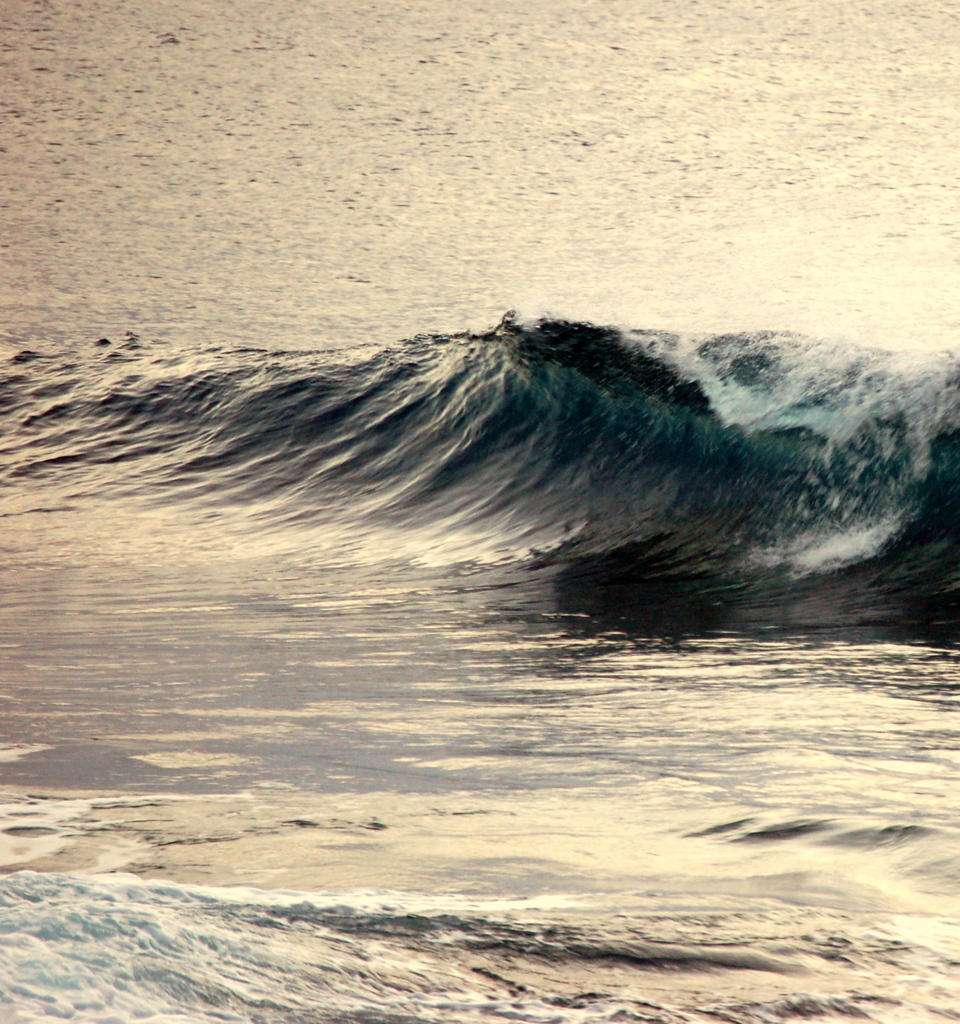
[5,0,960,345]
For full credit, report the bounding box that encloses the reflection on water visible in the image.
[5,545,960,1016]
[3,536,960,810]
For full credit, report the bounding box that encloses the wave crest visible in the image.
[6,316,960,594]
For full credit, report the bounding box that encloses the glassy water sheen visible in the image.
[5,1,960,1022]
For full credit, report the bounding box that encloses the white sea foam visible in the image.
[753,518,902,573]
[2,871,960,1024]
[0,747,50,765]
[627,328,960,451]
[0,873,661,1024]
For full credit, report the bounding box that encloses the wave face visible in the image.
[5,316,960,597]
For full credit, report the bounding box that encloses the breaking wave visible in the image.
[6,314,960,596]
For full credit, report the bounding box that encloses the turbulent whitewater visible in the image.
[5,867,960,1024]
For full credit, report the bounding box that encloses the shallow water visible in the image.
[5,1,960,1022]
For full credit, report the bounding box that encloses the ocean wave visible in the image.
[5,316,960,594]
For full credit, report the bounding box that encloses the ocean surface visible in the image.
[5,1,960,1021]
